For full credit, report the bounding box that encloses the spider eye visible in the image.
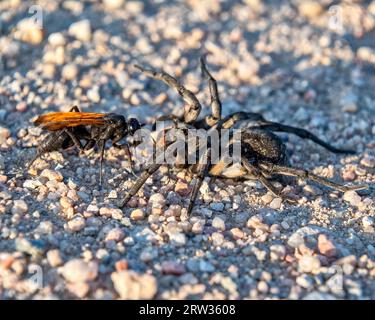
[128,118,141,134]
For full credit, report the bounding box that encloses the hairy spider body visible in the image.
[119,59,367,214]
[29,106,141,184]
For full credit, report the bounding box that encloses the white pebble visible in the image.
[62,64,78,81]
[362,217,374,229]
[12,200,28,214]
[111,271,157,299]
[269,197,282,210]
[61,259,98,283]
[68,20,92,42]
[212,216,226,231]
[48,32,66,47]
[343,190,362,207]
[67,216,86,232]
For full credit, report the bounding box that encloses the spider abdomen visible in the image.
[241,129,287,165]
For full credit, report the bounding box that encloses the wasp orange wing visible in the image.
[34,112,107,131]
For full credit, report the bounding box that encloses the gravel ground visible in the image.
[0,0,375,300]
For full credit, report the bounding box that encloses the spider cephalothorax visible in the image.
[118,58,367,214]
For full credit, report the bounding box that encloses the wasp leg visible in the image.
[200,56,222,126]
[62,128,84,151]
[113,142,137,178]
[134,64,201,124]
[98,139,106,186]
[242,158,297,204]
[187,148,211,215]
[69,105,81,112]
[259,163,368,193]
[56,108,84,150]
[27,153,41,171]
[118,163,162,208]
[27,130,73,170]
[82,139,96,150]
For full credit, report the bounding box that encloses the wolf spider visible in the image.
[118,58,367,214]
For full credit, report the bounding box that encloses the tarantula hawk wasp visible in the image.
[28,106,142,185]
[119,58,368,214]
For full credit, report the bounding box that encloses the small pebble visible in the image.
[67,216,86,232]
[269,197,282,210]
[130,208,145,221]
[67,282,90,298]
[105,228,125,242]
[48,32,66,47]
[362,217,374,229]
[111,271,157,299]
[12,200,28,215]
[161,261,186,275]
[149,193,166,208]
[212,216,226,231]
[47,249,64,267]
[296,274,314,289]
[61,259,98,283]
[103,0,124,10]
[15,18,44,44]
[360,156,375,168]
[230,228,244,240]
[317,234,338,258]
[270,245,286,261]
[41,169,63,182]
[211,232,224,246]
[343,190,362,207]
[210,202,224,211]
[68,20,92,42]
[175,180,190,196]
[62,64,78,81]
[298,255,321,273]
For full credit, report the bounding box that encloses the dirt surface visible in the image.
[0,0,374,299]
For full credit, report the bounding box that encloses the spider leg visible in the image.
[241,158,297,204]
[118,163,162,208]
[200,56,222,126]
[187,148,211,215]
[215,111,267,130]
[215,111,355,154]
[208,176,217,185]
[255,122,355,154]
[259,162,368,192]
[134,64,202,124]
